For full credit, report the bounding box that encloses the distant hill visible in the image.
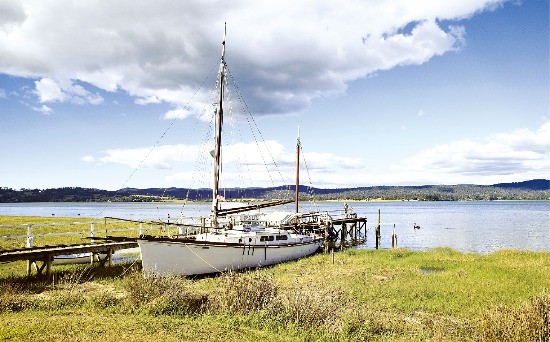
[492,179,549,191]
[0,179,548,203]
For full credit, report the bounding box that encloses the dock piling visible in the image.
[376,209,381,250]
[391,224,396,249]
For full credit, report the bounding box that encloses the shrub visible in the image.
[123,272,206,316]
[279,279,344,327]
[209,271,279,315]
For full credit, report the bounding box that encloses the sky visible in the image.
[0,0,548,191]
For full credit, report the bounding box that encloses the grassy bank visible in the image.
[0,246,548,341]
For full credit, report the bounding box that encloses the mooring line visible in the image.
[184,243,221,273]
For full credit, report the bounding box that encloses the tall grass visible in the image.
[123,272,207,316]
[208,271,343,330]
[480,292,550,341]
[1,248,549,341]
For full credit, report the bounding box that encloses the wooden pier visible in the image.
[0,241,138,277]
[323,214,368,252]
[284,210,368,251]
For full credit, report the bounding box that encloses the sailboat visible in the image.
[138,26,325,277]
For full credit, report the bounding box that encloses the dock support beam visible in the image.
[108,248,113,267]
[46,255,52,278]
[376,208,381,250]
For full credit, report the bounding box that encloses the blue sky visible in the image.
[0,0,548,191]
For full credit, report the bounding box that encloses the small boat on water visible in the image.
[138,25,325,277]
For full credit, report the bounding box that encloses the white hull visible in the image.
[138,239,323,276]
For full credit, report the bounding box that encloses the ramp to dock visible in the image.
[0,241,138,276]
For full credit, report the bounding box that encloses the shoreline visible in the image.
[1,198,548,204]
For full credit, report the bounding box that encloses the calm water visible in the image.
[1,201,548,254]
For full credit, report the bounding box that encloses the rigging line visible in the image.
[176,75,221,218]
[184,243,222,272]
[299,141,319,210]
[226,67,288,190]
[153,64,219,221]
[179,61,224,217]
[223,70,254,194]
[94,62,218,220]
[116,257,140,278]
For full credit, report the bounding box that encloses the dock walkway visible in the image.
[0,241,138,276]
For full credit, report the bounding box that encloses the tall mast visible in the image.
[295,127,300,216]
[212,23,227,227]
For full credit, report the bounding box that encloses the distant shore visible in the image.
[1,179,548,203]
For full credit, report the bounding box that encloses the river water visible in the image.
[0,201,548,254]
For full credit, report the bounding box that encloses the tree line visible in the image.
[0,179,548,203]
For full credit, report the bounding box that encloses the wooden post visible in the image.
[391,224,396,249]
[26,224,33,275]
[201,217,206,234]
[90,223,96,241]
[139,222,143,237]
[324,224,329,254]
[376,209,381,250]
[46,254,52,278]
[364,220,367,243]
[340,223,346,249]
[26,224,33,248]
[108,248,113,267]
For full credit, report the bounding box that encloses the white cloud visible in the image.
[0,0,26,33]
[31,104,53,114]
[34,78,103,105]
[34,78,66,102]
[135,96,160,105]
[0,88,6,98]
[0,0,507,116]
[85,144,202,169]
[81,155,95,163]
[391,122,550,183]
[81,122,549,188]
[163,108,192,120]
[83,138,368,187]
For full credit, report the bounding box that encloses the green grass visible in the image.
[0,216,549,341]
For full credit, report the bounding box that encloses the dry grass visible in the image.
[0,248,549,341]
[479,292,550,341]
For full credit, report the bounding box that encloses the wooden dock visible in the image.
[286,211,368,251]
[0,241,138,277]
[324,214,368,251]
